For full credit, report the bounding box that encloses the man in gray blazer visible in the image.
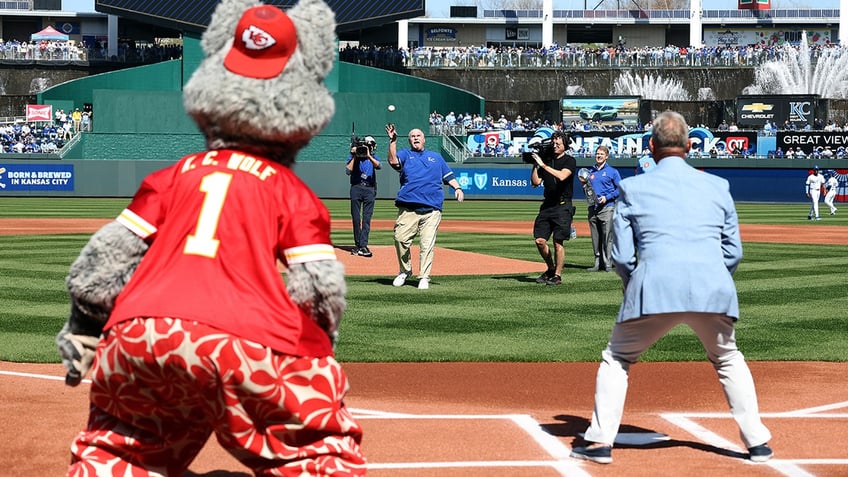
[570,111,773,465]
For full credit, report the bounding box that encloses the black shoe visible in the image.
[350,247,359,255]
[535,269,555,284]
[545,275,562,286]
[570,445,612,464]
[748,444,773,463]
[357,246,373,257]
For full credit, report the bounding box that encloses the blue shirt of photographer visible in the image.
[347,154,381,187]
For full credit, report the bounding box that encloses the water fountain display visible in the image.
[565,85,586,96]
[697,87,716,101]
[612,71,691,101]
[743,31,848,99]
[29,77,53,94]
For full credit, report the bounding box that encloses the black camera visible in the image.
[351,137,369,156]
[522,138,554,164]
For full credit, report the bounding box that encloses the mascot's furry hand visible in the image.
[56,221,148,386]
[56,307,102,386]
[287,260,346,346]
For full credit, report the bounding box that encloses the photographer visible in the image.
[346,135,381,257]
[528,130,577,286]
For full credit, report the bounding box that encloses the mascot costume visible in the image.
[55,0,367,475]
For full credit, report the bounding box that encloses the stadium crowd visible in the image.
[0,39,182,63]
[341,41,847,70]
[0,121,69,153]
[429,110,848,160]
[0,107,91,154]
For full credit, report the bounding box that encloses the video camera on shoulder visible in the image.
[351,135,376,158]
[521,127,567,164]
[522,138,554,164]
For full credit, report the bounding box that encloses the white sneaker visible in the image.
[392,272,408,287]
[418,277,430,290]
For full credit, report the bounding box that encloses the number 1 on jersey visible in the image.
[184,172,233,258]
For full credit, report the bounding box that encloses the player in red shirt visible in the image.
[55,1,366,475]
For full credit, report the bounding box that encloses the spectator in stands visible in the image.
[72,108,82,132]
[80,111,92,131]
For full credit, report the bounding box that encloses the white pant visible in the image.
[824,190,837,213]
[809,191,821,218]
[584,312,772,449]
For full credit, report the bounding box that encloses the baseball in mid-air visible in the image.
[387,104,396,112]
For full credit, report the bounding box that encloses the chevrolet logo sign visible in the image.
[742,103,774,113]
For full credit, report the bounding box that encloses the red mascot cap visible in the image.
[224,4,297,79]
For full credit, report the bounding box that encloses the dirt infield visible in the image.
[3,217,848,278]
[3,217,848,476]
[3,361,847,476]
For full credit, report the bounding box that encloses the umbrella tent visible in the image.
[31,26,69,41]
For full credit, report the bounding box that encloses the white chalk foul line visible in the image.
[0,369,91,384]
[663,406,848,477]
[350,412,592,477]
[780,400,848,416]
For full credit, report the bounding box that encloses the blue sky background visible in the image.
[62,0,95,13]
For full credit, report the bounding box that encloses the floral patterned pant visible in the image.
[67,317,366,476]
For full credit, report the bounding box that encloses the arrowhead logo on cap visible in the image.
[242,25,277,51]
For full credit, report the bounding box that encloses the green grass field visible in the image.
[1,198,846,363]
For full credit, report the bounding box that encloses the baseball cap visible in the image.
[224,5,297,79]
[814,165,820,170]
[364,136,376,146]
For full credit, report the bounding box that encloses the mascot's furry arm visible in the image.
[56,221,148,385]
[286,260,346,346]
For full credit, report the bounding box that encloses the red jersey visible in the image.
[109,149,336,357]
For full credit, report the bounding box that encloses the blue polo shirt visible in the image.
[587,162,621,209]
[394,148,456,211]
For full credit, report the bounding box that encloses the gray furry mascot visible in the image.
[56,0,344,387]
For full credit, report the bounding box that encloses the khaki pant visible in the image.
[394,208,442,279]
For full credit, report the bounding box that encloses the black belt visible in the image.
[352,183,375,188]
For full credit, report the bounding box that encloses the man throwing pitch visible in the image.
[571,111,773,464]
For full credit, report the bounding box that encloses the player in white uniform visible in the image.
[805,166,826,220]
[823,172,839,215]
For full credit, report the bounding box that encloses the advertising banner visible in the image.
[0,163,74,191]
[25,104,53,122]
[776,131,848,156]
[471,129,760,158]
[454,167,541,197]
[736,95,816,129]
[561,96,640,128]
